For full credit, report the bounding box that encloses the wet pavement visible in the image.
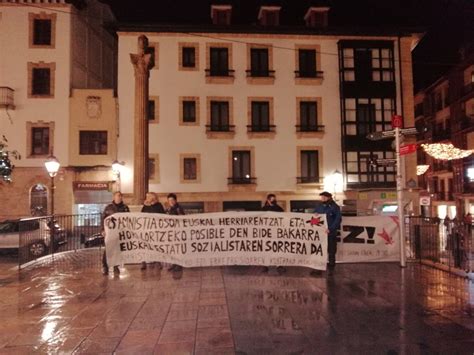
[0,249,473,354]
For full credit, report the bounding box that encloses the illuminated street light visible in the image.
[44,155,60,215]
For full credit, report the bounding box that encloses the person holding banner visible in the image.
[262,194,286,274]
[313,191,341,273]
[102,191,130,275]
[166,193,185,272]
[140,192,165,270]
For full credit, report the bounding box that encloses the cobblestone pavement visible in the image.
[0,249,473,354]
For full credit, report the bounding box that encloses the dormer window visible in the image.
[258,6,281,26]
[211,5,232,25]
[304,7,330,28]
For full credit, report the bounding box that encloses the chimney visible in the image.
[304,7,330,28]
[211,4,232,25]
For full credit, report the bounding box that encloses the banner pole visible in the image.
[395,127,406,268]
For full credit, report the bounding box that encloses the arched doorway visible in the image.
[30,184,48,216]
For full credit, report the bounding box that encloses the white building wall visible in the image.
[117,33,344,194]
[0,4,72,167]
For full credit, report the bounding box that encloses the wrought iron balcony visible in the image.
[206,124,235,132]
[0,87,15,109]
[205,69,235,77]
[247,125,276,133]
[294,70,324,79]
[228,177,257,185]
[296,125,325,133]
[245,69,275,78]
[297,177,322,184]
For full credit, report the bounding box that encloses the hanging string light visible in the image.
[416,165,430,176]
[421,143,474,161]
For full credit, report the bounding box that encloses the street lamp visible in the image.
[332,170,343,202]
[44,155,60,215]
[112,160,124,191]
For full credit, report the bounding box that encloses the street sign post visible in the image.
[366,116,418,268]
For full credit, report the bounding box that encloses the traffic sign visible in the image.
[400,143,417,156]
[420,196,431,206]
[392,115,403,129]
[373,158,397,166]
[366,127,417,141]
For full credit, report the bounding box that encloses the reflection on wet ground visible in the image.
[0,249,473,354]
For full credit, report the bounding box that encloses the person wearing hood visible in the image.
[313,191,341,274]
[140,192,165,270]
[166,193,185,272]
[102,191,130,275]
[261,194,286,274]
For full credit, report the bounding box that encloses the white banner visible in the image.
[337,216,400,263]
[104,212,329,270]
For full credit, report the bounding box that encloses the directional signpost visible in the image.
[367,115,417,268]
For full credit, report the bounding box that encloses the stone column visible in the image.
[130,35,154,204]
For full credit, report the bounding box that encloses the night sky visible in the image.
[104,0,474,91]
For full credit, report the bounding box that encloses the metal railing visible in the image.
[247,124,276,132]
[206,124,235,132]
[297,176,322,184]
[406,216,473,273]
[18,214,102,268]
[245,69,275,78]
[228,177,257,185]
[296,124,325,132]
[294,70,324,79]
[205,69,235,77]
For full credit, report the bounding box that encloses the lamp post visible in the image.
[112,160,124,192]
[332,169,343,202]
[44,156,60,215]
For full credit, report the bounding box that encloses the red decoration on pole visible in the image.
[399,143,417,156]
[391,115,403,129]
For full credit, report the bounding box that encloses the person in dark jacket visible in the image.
[314,191,341,273]
[141,192,165,270]
[262,193,284,212]
[261,194,286,274]
[166,193,185,272]
[102,191,130,275]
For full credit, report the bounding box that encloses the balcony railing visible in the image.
[294,70,324,79]
[245,69,275,78]
[228,177,257,185]
[0,87,15,109]
[247,125,276,133]
[297,177,322,184]
[432,192,455,201]
[205,69,235,77]
[296,125,325,133]
[206,124,235,132]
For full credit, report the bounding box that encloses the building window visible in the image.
[259,8,280,26]
[149,157,156,180]
[299,101,319,131]
[148,100,156,121]
[31,127,50,156]
[183,158,197,180]
[209,101,231,131]
[345,151,396,186]
[231,150,253,184]
[30,184,48,216]
[249,48,271,77]
[182,47,196,68]
[299,150,320,183]
[297,49,317,78]
[209,47,231,76]
[28,62,55,98]
[212,9,231,25]
[356,103,376,136]
[148,154,160,182]
[33,19,52,45]
[29,13,56,48]
[79,131,107,155]
[341,46,394,82]
[32,68,51,96]
[250,101,271,132]
[183,101,196,123]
